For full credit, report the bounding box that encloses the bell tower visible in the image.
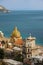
[26,33,36,49]
[23,33,36,58]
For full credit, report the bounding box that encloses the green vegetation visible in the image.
[14,54,24,62]
[0,48,4,59]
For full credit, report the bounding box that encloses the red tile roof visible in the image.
[15,39,23,45]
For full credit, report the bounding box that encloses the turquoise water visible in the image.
[0,10,43,45]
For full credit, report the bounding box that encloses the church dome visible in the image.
[11,27,21,38]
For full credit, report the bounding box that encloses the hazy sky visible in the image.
[0,0,43,10]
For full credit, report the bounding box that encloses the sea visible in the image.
[0,10,43,45]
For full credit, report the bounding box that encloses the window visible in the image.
[28,49,29,52]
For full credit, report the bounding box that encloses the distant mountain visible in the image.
[0,5,9,13]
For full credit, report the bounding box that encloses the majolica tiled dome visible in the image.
[11,27,21,38]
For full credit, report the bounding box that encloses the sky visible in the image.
[0,0,43,10]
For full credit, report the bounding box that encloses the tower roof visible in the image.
[27,33,36,40]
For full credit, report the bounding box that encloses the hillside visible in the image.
[0,5,9,13]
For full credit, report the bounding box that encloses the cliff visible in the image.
[0,5,9,13]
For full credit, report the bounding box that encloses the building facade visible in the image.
[23,34,40,59]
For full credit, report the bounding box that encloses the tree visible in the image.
[15,54,23,62]
[0,48,4,59]
[0,48,5,65]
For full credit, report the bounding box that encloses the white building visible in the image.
[23,33,41,58]
[3,59,23,65]
[0,31,4,38]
